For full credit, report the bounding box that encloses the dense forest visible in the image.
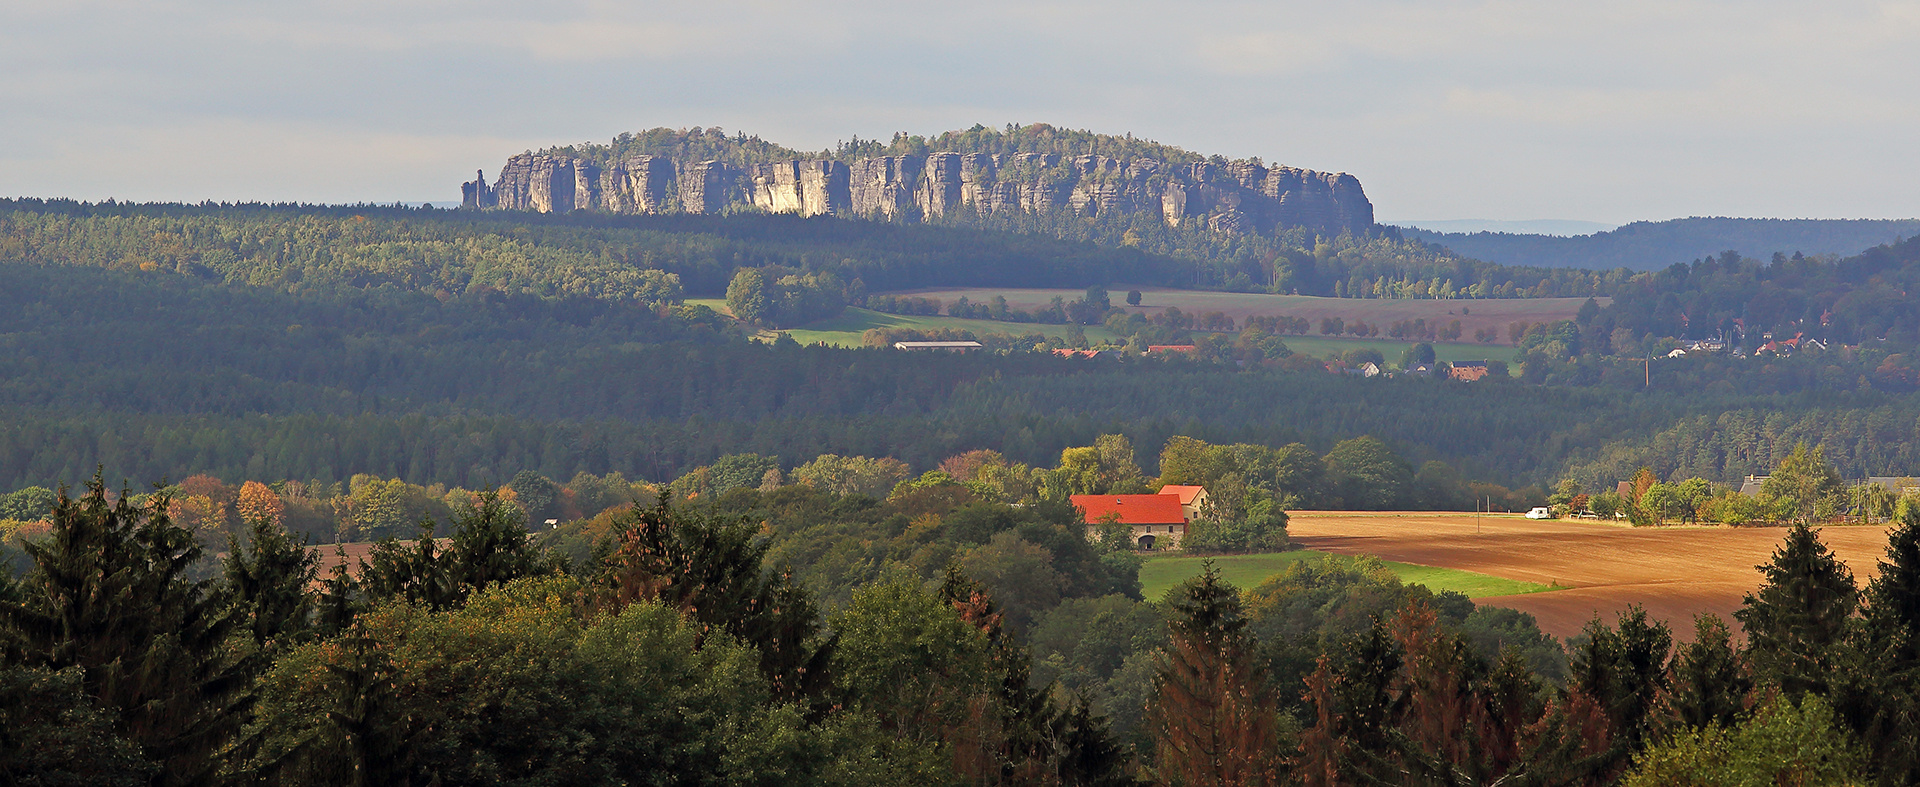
[10,201,1920,496]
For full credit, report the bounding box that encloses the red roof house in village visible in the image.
[1071,490,1192,549]
[1157,484,1211,520]
[1449,360,1491,381]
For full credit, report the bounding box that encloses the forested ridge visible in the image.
[7,255,1911,494]
[1402,216,1920,272]
[12,200,1920,493]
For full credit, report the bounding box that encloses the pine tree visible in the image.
[1663,614,1751,732]
[0,476,246,786]
[321,624,426,787]
[444,487,549,593]
[1735,523,1857,696]
[1568,606,1671,757]
[225,513,318,652]
[1149,563,1279,787]
[1850,498,1920,783]
[610,496,833,703]
[937,566,1142,787]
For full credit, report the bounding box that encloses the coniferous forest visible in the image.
[5,198,1920,783]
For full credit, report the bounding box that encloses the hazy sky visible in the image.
[4,0,1917,223]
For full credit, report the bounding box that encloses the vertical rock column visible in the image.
[920,153,962,217]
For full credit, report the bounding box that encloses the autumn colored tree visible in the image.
[235,480,285,528]
[1149,564,1278,787]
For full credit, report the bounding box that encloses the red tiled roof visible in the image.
[1146,345,1198,353]
[1071,494,1187,525]
[1159,485,1206,505]
[1053,349,1103,358]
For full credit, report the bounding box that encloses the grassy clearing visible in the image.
[1260,335,1517,364]
[696,304,1125,347]
[1138,550,1558,601]
[691,295,1517,364]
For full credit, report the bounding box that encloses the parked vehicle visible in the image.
[1525,506,1553,520]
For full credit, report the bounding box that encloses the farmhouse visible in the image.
[893,341,984,352]
[1073,492,1189,550]
[1158,484,1211,520]
[1146,345,1198,354]
[1864,476,1920,496]
[1052,349,1105,359]
[1449,361,1491,382]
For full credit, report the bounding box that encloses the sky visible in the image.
[4,0,1918,224]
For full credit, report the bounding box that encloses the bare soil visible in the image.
[1287,511,1892,641]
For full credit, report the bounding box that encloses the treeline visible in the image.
[1597,237,1920,345]
[0,433,1538,559]
[0,198,1188,299]
[1550,444,1896,527]
[9,466,1916,783]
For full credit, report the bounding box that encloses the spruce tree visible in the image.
[1149,563,1279,787]
[610,496,833,703]
[1568,606,1670,754]
[1663,614,1751,732]
[0,476,246,786]
[1852,499,1920,783]
[225,513,318,653]
[1735,523,1857,696]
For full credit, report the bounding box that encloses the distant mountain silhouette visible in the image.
[1398,217,1920,271]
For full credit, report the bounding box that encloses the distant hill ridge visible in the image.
[1400,217,1920,271]
[461,123,1374,237]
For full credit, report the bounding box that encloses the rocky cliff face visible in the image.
[463,144,1374,236]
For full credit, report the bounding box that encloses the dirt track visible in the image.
[1287,511,1894,642]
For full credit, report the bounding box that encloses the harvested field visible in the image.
[893,288,1600,347]
[1286,511,1893,641]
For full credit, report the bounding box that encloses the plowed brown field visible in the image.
[1287,511,1893,641]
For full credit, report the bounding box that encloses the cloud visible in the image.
[1,0,1917,221]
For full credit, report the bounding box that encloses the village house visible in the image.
[1072,490,1192,550]
[1145,345,1198,355]
[1158,484,1211,520]
[1052,349,1105,359]
[1449,360,1491,382]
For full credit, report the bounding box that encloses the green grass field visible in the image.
[689,296,1519,364]
[1137,550,1557,601]
[1259,335,1517,365]
[686,301,1125,347]
[787,308,1126,347]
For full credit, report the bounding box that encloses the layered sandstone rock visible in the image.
[462,143,1375,235]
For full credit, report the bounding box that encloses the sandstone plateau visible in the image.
[462,138,1375,237]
